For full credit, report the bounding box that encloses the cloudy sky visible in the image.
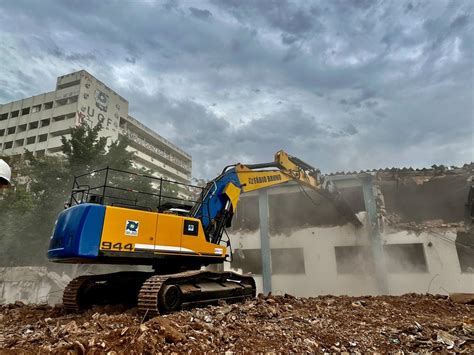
[0,0,472,179]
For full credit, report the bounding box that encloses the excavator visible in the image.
[48,150,360,317]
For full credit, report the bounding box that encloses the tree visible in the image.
[61,122,108,172]
[0,123,139,266]
[0,122,181,266]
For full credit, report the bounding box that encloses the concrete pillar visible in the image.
[361,174,388,294]
[258,189,272,295]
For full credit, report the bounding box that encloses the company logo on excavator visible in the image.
[125,220,139,236]
[248,174,282,185]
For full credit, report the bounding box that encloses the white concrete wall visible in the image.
[382,230,473,295]
[227,223,474,296]
[0,267,71,305]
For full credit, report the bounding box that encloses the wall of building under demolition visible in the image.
[228,168,473,296]
[228,221,473,296]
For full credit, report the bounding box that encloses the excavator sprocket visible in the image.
[138,271,256,318]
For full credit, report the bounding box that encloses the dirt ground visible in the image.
[1,294,472,354]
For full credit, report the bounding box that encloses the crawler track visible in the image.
[63,275,94,312]
[138,271,256,318]
[63,271,256,316]
[63,272,153,312]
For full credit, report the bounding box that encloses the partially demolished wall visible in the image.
[228,164,474,296]
[0,267,71,305]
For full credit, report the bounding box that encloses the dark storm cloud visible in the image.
[189,7,213,20]
[0,0,472,178]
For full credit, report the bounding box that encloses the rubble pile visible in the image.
[1,294,472,353]
[385,216,465,234]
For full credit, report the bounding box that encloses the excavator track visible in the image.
[63,271,153,312]
[63,275,94,312]
[63,270,256,316]
[138,271,256,318]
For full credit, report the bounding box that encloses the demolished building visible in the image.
[227,164,474,296]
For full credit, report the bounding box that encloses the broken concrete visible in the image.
[1,294,473,353]
[0,267,71,305]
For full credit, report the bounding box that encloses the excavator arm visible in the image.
[191,150,359,246]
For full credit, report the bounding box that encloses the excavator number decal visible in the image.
[101,241,134,251]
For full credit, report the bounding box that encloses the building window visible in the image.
[38,134,48,142]
[32,104,42,113]
[335,246,375,274]
[7,127,16,135]
[231,248,306,275]
[456,232,474,273]
[18,124,27,132]
[0,113,8,121]
[55,98,68,107]
[26,136,36,145]
[43,102,53,110]
[4,141,13,149]
[56,79,80,90]
[0,129,4,136]
[119,117,127,129]
[10,110,19,118]
[40,119,50,127]
[383,243,428,273]
[36,149,45,157]
[21,107,30,115]
[14,139,24,147]
[69,95,78,104]
[52,115,65,122]
[28,121,39,130]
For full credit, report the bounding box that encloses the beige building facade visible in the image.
[0,70,191,183]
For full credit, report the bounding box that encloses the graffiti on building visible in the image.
[95,90,109,112]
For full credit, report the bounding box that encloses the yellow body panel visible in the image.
[99,206,226,258]
[180,216,226,257]
[100,206,157,252]
[155,212,183,251]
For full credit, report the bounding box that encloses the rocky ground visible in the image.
[0,294,473,354]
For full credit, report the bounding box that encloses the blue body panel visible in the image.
[48,204,105,261]
[194,168,242,229]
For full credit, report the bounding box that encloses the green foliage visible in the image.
[0,123,176,266]
[61,122,108,172]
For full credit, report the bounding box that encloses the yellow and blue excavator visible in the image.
[48,151,360,316]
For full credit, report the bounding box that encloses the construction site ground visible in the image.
[1,294,473,353]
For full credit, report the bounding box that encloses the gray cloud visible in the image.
[0,0,472,179]
[189,7,213,20]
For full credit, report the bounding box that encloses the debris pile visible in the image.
[384,215,465,234]
[1,294,472,353]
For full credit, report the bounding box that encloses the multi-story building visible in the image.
[0,70,191,183]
